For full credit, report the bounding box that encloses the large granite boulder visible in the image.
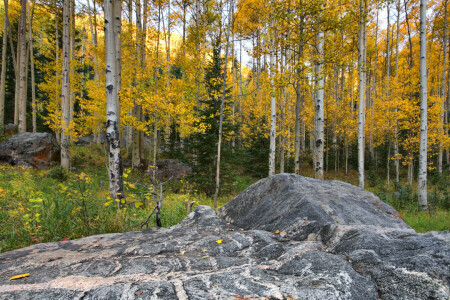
[0,174,448,299]
[218,173,411,241]
[0,206,378,299]
[0,133,60,170]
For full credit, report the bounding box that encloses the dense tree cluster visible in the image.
[0,0,448,209]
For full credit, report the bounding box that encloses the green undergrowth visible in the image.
[0,158,248,253]
[0,146,448,253]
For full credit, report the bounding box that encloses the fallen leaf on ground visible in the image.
[9,273,30,280]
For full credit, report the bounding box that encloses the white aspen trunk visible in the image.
[357,0,365,189]
[105,0,124,200]
[17,0,27,133]
[370,10,378,162]
[60,0,70,169]
[114,0,121,139]
[132,0,142,169]
[213,0,233,208]
[294,22,304,174]
[314,31,324,180]
[0,0,7,130]
[164,0,171,146]
[14,33,19,126]
[55,4,60,143]
[151,5,161,180]
[386,3,393,185]
[28,0,36,132]
[68,0,75,140]
[446,29,450,166]
[393,0,401,183]
[418,0,428,210]
[87,0,99,82]
[268,16,277,177]
[438,0,448,174]
[280,49,286,173]
[231,29,236,153]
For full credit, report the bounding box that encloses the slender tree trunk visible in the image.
[418,0,428,210]
[357,0,366,189]
[164,0,171,146]
[213,0,233,208]
[114,0,121,139]
[280,49,286,173]
[17,0,27,133]
[0,0,8,130]
[370,9,379,162]
[68,0,75,140]
[394,0,401,182]
[132,0,143,169]
[385,2,392,185]
[28,0,37,132]
[314,31,324,180]
[55,3,60,142]
[105,0,124,200]
[295,21,304,174]
[268,16,277,176]
[60,0,71,169]
[438,0,448,174]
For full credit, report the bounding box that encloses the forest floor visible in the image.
[0,144,448,253]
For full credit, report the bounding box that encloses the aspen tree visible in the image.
[61,0,71,169]
[105,0,124,200]
[54,2,61,143]
[386,2,391,185]
[294,15,304,174]
[357,0,366,189]
[438,0,448,174]
[17,0,27,133]
[268,14,276,176]
[0,0,7,130]
[28,0,37,132]
[314,30,324,180]
[132,0,143,169]
[418,0,428,210]
[394,0,401,183]
[214,0,233,208]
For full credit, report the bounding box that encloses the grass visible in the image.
[0,145,448,253]
[401,209,450,233]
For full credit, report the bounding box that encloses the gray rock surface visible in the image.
[0,174,448,299]
[75,135,94,146]
[147,159,192,180]
[0,206,378,299]
[218,173,411,241]
[3,124,17,135]
[0,133,60,170]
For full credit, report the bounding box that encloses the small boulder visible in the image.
[75,135,94,146]
[147,159,192,180]
[4,124,17,135]
[0,132,60,170]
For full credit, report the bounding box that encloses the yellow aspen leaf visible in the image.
[226,228,234,231]
[216,239,223,244]
[93,244,101,247]
[272,230,280,235]
[201,249,208,252]
[9,273,30,280]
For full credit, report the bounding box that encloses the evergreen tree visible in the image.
[187,42,234,194]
